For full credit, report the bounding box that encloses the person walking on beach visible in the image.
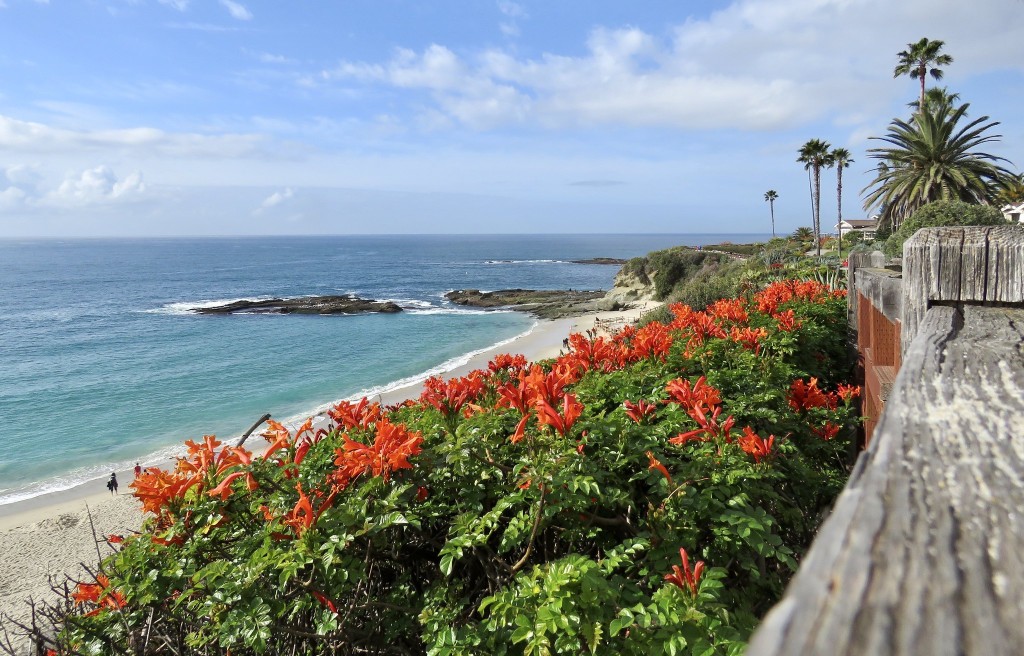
[107,472,119,495]
[134,462,142,478]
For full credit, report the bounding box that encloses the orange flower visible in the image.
[623,399,657,424]
[836,383,861,403]
[535,394,584,437]
[738,427,776,463]
[71,574,126,615]
[728,326,768,354]
[283,483,316,536]
[664,547,705,597]
[333,418,424,489]
[646,451,673,485]
[328,398,383,430]
[561,332,621,373]
[707,298,749,325]
[488,353,527,375]
[420,373,486,418]
[772,309,801,332]
[788,378,830,411]
[812,422,841,441]
[625,322,673,362]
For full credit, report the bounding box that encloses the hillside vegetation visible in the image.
[14,264,859,656]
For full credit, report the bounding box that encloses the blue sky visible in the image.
[1,0,1022,236]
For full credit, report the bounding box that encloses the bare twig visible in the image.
[235,413,272,447]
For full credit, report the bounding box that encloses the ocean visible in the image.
[0,234,764,505]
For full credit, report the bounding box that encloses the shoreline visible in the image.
[0,301,658,630]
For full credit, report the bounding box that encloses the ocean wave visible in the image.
[142,296,277,316]
[0,321,538,508]
[276,321,539,427]
[0,443,189,507]
[483,259,568,265]
[405,307,515,316]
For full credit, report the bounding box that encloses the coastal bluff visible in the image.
[193,295,403,315]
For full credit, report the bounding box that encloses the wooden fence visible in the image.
[746,226,1024,656]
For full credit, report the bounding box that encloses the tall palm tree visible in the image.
[764,190,779,238]
[830,148,853,258]
[894,38,953,111]
[862,102,1013,231]
[797,139,832,257]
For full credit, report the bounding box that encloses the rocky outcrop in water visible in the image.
[445,289,607,319]
[571,258,628,265]
[193,296,403,315]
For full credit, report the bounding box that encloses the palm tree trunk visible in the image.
[918,63,926,110]
[770,202,776,238]
[837,168,843,259]
[813,165,822,257]
[807,169,815,238]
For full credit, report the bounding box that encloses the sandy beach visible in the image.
[0,301,659,634]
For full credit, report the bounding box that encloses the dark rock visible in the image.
[571,257,628,265]
[445,289,607,319]
[193,295,403,315]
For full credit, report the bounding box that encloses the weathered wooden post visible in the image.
[746,226,1024,656]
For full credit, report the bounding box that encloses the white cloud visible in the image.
[219,0,252,21]
[258,52,294,64]
[0,163,145,212]
[0,114,267,158]
[158,0,189,10]
[319,0,1024,133]
[49,165,145,206]
[497,0,526,37]
[260,187,293,209]
[497,1,526,19]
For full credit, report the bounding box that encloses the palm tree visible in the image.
[862,102,1014,231]
[894,38,953,111]
[908,86,961,115]
[830,148,853,258]
[792,226,814,242]
[797,139,832,257]
[996,173,1024,205]
[764,190,779,238]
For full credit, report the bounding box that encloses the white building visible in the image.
[1002,203,1024,224]
[836,218,878,240]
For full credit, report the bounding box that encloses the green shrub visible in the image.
[884,200,1008,256]
[666,259,746,310]
[624,248,731,300]
[35,279,859,656]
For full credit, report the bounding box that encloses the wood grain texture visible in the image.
[746,304,1024,656]
[901,226,1024,356]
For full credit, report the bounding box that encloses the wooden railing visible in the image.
[746,226,1024,656]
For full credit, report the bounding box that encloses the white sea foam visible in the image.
[0,321,538,507]
[143,296,278,316]
[0,443,189,506]
[483,259,567,265]
[276,321,539,427]
[405,307,515,316]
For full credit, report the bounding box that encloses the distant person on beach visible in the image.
[107,472,119,495]
[134,462,142,478]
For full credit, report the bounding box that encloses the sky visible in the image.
[0,0,1022,237]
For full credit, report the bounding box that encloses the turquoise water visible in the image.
[0,234,764,504]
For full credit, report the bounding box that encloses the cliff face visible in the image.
[602,265,656,306]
